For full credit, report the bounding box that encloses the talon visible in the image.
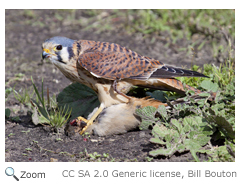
[79,121,87,128]
[75,117,92,135]
[79,105,104,135]
[79,121,91,135]
[70,117,88,128]
[78,119,95,135]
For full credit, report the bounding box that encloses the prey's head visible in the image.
[42,36,75,65]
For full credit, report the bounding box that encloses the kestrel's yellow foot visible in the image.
[70,105,105,135]
[67,118,87,135]
[70,117,87,128]
[76,116,88,126]
[74,116,91,135]
[69,117,90,135]
[69,117,91,135]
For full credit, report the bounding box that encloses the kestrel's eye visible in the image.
[56,45,63,50]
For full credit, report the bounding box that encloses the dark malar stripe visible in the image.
[57,55,66,64]
[68,47,74,60]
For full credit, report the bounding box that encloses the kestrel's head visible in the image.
[42,36,75,65]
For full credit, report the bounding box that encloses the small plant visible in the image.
[7,133,15,137]
[13,86,34,108]
[145,157,153,162]
[31,77,72,132]
[82,132,91,138]
[88,152,101,160]
[21,130,30,134]
[56,138,63,141]
[25,148,32,152]
[51,106,72,130]
[103,153,110,158]
[149,117,213,161]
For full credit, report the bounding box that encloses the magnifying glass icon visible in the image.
[5,167,19,181]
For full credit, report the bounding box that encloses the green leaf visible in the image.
[156,105,168,120]
[5,108,11,118]
[149,147,178,157]
[31,76,45,109]
[214,116,235,139]
[57,83,100,119]
[31,106,49,125]
[200,80,219,92]
[152,124,178,138]
[31,99,50,120]
[196,134,211,146]
[171,119,183,133]
[198,92,210,97]
[190,150,200,162]
[146,90,167,102]
[136,106,158,130]
[41,78,44,106]
[203,108,235,139]
[184,139,201,151]
[150,137,165,145]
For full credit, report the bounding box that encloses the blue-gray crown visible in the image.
[44,36,75,47]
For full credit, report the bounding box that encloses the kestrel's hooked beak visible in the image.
[42,48,54,59]
[42,51,49,59]
[42,48,49,59]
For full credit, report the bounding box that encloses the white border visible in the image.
[2,1,241,183]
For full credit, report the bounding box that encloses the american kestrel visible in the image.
[42,36,207,134]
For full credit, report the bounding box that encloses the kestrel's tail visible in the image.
[137,78,202,95]
[150,65,208,78]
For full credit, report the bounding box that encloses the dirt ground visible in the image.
[5,10,230,162]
